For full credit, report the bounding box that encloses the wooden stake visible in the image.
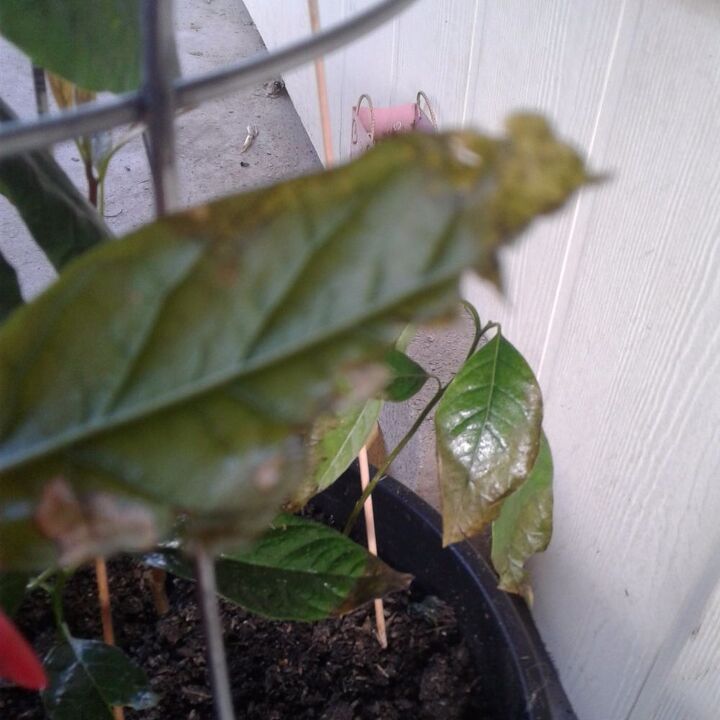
[306,0,387,648]
[147,567,170,616]
[359,446,388,647]
[307,0,334,166]
[95,558,115,645]
[94,558,124,720]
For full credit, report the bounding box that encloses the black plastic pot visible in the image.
[311,466,576,720]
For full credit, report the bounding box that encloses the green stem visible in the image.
[49,572,68,632]
[27,567,55,591]
[343,315,499,537]
[481,321,500,342]
[98,171,107,217]
[462,301,483,359]
[83,155,98,208]
[343,383,446,536]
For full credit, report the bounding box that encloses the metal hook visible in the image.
[355,93,375,141]
[416,90,438,129]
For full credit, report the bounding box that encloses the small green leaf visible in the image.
[435,331,543,545]
[0,99,110,271]
[147,514,411,621]
[384,348,429,402]
[0,119,588,569]
[42,637,156,719]
[395,324,416,352]
[0,252,22,323]
[492,433,553,603]
[0,1,141,93]
[288,399,383,511]
[0,571,28,616]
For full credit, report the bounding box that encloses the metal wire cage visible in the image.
[0,0,416,216]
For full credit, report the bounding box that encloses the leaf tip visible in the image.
[498,576,535,606]
[333,557,413,617]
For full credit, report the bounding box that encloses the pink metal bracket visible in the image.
[351,90,437,157]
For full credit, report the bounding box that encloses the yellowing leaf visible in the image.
[0,119,588,569]
[491,433,553,603]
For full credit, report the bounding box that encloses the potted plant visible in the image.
[0,5,593,718]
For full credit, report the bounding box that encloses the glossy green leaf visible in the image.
[492,432,553,603]
[0,118,588,569]
[147,514,411,621]
[0,99,110,271]
[384,348,429,402]
[42,637,156,719]
[0,1,141,93]
[287,399,383,511]
[0,252,22,323]
[435,332,543,545]
[0,571,27,616]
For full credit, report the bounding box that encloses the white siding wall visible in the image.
[244,1,720,718]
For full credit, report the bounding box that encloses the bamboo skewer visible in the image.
[358,446,388,647]
[95,558,124,720]
[306,0,387,648]
[307,0,334,166]
[95,558,115,645]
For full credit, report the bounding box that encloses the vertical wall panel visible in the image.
[462,0,629,371]
[243,1,720,717]
[246,0,346,158]
[532,2,720,716]
[653,578,720,720]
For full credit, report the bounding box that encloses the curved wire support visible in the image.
[0,0,417,159]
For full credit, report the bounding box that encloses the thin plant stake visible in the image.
[95,558,124,720]
[307,0,387,648]
[359,445,388,647]
[307,0,334,166]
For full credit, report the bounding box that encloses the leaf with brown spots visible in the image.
[0,118,589,568]
[34,478,164,567]
[146,514,411,621]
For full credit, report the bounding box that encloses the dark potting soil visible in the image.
[1,556,489,719]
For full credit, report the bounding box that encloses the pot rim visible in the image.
[312,465,576,720]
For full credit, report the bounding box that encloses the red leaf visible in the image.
[0,610,47,690]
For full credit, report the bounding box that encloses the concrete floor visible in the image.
[0,0,320,299]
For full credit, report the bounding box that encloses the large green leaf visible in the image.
[384,348,429,402]
[0,117,588,569]
[0,1,141,93]
[491,432,553,603]
[0,570,27,616]
[287,398,383,511]
[146,514,411,621]
[0,99,110,271]
[42,637,156,719]
[435,332,543,545]
[0,252,22,322]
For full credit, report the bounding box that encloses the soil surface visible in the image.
[1,557,488,719]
